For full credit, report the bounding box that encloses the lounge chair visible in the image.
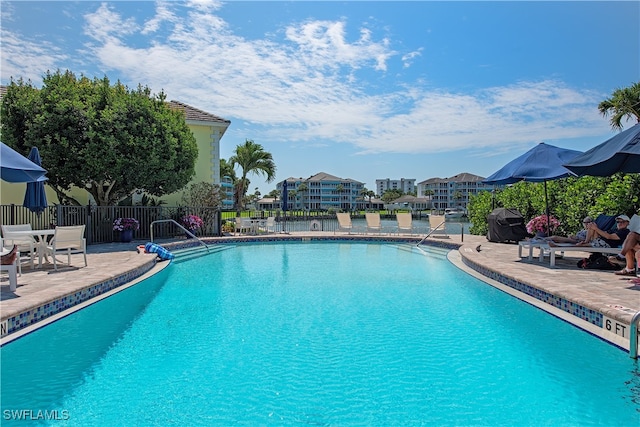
[519,213,631,266]
[45,225,87,271]
[336,212,353,234]
[396,212,413,234]
[1,224,37,270]
[428,215,449,238]
[365,212,382,234]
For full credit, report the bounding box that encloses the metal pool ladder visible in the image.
[630,310,640,359]
[150,219,210,254]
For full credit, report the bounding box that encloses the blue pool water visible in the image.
[1,242,639,426]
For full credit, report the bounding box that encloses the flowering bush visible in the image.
[526,214,560,234]
[113,217,139,232]
[181,214,204,232]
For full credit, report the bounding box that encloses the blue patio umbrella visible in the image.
[281,179,288,212]
[23,147,48,214]
[483,142,583,234]
[281,179,288,233]
[0,142,48,183]
[563,123,640,176]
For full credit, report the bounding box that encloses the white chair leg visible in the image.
[8,263,17,291]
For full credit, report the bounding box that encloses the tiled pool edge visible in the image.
[459,251,633,350]
[0,258,157,339]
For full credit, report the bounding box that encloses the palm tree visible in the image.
[360,188,375,210]
[219,158,236,182]
[297,183,309,211]
[598,82,640,130]
[229,139,276,211]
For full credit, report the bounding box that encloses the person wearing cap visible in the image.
[545,216,593,244]
[576,214,630,248]
[615,226,640,276]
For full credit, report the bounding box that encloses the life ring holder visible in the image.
[309,220,321,231]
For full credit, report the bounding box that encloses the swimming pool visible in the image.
[1,242,639,425]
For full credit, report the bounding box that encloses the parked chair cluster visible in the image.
[1,224,88,281]
[234,217,277,235]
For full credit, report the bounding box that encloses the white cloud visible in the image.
[1,2,612,158]
[0,30,69,83]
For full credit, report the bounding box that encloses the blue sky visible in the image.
[2,1,638,196]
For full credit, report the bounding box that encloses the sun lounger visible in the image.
[336,212,353,234]
[545,243,621,267]
[396,212,413,234]
[365,212,382,234]
[428,215,448,238]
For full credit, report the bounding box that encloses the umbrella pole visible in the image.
[544,181,550,236]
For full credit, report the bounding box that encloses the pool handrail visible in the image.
[150,219,210,253]
[417,220,465,246]
[630,310,640,359]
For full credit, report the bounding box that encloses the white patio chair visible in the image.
[259,217,277,233]
[2,224,37,270]
[46,225,87,271]
[0,241,19,291]
[234,217,251,235]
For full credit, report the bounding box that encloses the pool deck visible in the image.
[1,232,639,350]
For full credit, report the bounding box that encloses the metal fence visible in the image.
[2,205,467,243]
[0,204,221,245]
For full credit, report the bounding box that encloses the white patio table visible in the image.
[5,229,55,268]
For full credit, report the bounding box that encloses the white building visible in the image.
[417,172,492,210]
[375,178,416,196]
[277,172,365,211]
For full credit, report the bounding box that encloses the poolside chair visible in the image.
[259,217,277,233]
[2,224,37,270]
[45,225,87,271]
[336,212,353,234]
[234,217,251,235]
[0,243,19,291]
[396,212,413,234]
[428,215,449,238]
[365,212,382,234]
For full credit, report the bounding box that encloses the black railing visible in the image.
[1,204,221,245]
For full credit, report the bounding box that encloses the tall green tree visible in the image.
[598,81,640,130]
[229,139,276,210]
[1,71,198,205]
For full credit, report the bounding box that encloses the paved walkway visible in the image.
[1,233,638,348]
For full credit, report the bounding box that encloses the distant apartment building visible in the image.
[277,172,365,211]
[375,178,416,196]
[417,172,492,210]
[220,176,234,210]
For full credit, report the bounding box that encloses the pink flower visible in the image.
[526,214,560,234]
[181,215,204,232]
[113,217,139,231]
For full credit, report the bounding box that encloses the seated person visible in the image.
[546,216,592,244]
[614,230,640,276]
[576,214,630,248]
